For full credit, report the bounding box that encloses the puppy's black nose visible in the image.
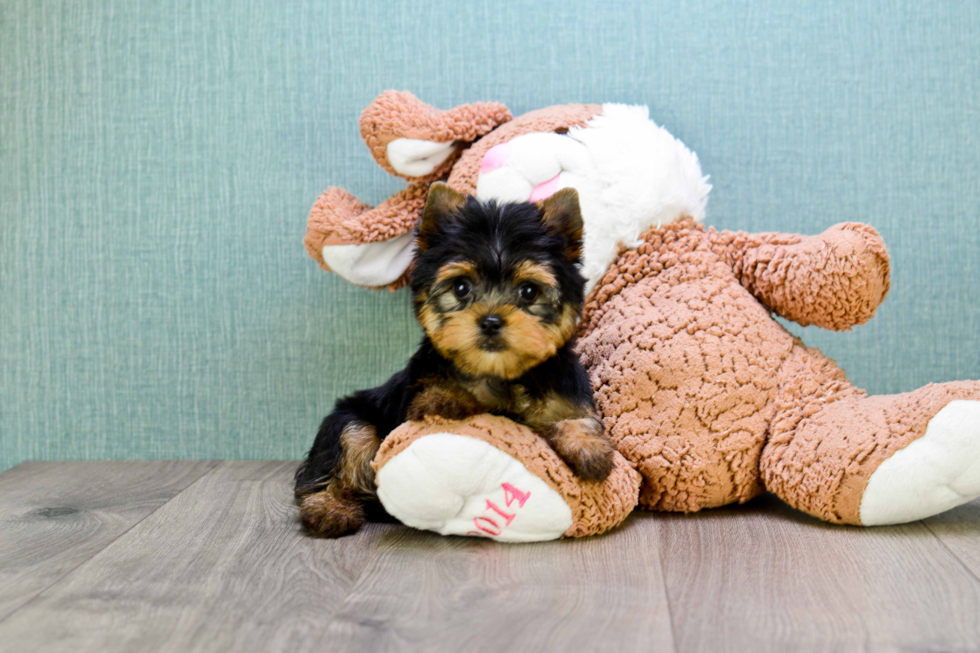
[478,314,504,336]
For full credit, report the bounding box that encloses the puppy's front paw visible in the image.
[550,417,614,482]
[406,385,483,422]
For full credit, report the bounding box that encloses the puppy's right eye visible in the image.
[452,277,472,299]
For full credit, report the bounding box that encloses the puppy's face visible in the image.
[410,184,586,380]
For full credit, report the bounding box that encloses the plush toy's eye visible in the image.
[519,282,539,303]
[452,277,472,299]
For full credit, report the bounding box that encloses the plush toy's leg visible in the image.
[372,415,640,542]
[762,346,980,525]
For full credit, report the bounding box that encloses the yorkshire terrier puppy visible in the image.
[295,183,613,537]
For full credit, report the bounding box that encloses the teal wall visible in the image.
[2,0,978,471]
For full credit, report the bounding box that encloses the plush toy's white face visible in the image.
[475,104,711,296]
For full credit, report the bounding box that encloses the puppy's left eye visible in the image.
[518,282,539,303]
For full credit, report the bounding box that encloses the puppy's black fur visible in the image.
[295,184,611,537]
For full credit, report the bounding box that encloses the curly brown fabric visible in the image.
[578,219,786,511]
[578,219,980,523]
[764,352,980,524]
[306,183,429,250]
[373,414,641,538]
[708,223,891,331]
[360,91,512,182]
[303,183,428,290]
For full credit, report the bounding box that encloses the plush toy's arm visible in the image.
[372,415,641,541]
[303,183,428,290]
[708,223,891,330]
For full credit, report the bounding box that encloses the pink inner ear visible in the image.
[529,173,561,202]
[480,142,512,173]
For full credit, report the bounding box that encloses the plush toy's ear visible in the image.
[360,91,512,182]
[417,183,468,252]
[537,187,584,261]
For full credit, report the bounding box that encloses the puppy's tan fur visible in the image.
[299,421,381,536]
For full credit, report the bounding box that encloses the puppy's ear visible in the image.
[417,182,467,251]
[537,187,584,261]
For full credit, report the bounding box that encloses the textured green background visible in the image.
[2,0,978,471]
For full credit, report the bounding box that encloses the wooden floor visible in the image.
[1,462,979,653]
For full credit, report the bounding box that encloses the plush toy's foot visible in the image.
[377,432,574,542]
[763,380,980,526]
[861,400,980,525]
[372,415,641,542]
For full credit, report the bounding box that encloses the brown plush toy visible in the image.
[307,91,980,541]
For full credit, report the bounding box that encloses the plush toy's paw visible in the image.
[377,432,574,541]
[861,400,980,525]
[550,417,614,482]
[305,184,429,289]
[372,415,641,542]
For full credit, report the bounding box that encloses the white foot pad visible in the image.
[376,433,573,542]
[861,400,980,525]
[321,232,416,288]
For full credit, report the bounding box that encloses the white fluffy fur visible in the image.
[477,104,711,294]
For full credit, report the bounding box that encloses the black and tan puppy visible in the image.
[295,183,612,537]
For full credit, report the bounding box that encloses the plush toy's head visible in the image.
[410,183,586,380]
[309,92,712,296]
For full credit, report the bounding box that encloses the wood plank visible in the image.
[312,514,675,653]
[923,498,980,580]
[0,461,393,653]
[654,495,980,653]
[0,460,217,622]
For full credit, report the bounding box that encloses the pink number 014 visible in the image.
[468,483,531,537]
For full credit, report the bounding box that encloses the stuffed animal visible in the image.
[372,416,640,543]
[306,91,980,540]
